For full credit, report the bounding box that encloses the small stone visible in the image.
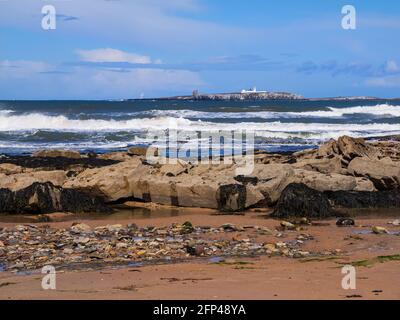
[71,223,91,233]
[75,237,90,244]
[389,219,400,226]
[63,248,74,255]
[136,250,146,256]
[116,243,128,249]
[264,243,278,253]
[107,224,124,233]
[185,245,205,256]
[372,226,389,234]
[336,218,355,226]
[293,251,310,258]
[276,242,287,248]
[220,223,243,232]
[181,221,195,234]
[156,229,168,235]
[280,221,295,230]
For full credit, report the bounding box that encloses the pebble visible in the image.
[336,218,355,226]
[0,221,322,272]
[280,221,296,230]
[71,223,91,233]
[372,226,389,234]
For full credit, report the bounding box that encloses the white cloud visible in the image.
[384,60,400,73]
[365,76,400,88]
[0,0,255,51]
[0,60,53,78]
[0,59,204,99]
[76,48,152,64]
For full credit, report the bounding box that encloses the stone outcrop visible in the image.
[316,135,381,165]
[0,136,399,214]
[295,136,382,172]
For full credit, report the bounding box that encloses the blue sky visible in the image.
[0,0,400,99]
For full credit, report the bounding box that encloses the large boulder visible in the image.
[32,149,81,159]
[64,158,142,201]
[0,182,109,214]
[294,169,356,192]
[272,183,334,218]
[348,157,400,190]
[240,164,296,205]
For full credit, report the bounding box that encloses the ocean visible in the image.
[1,99,400,155]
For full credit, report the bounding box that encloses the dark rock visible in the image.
[0,156,119,171]
[234,175,259,186]
[326,190,400,208]
[0,182,110,214]
[87,152,98,159]
[336,218,355,226]
[217,184,247,212]
[181,221,195,234]
[272,183,334,218]
[185,245,205,256]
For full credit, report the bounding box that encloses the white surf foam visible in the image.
[142,104,400,119]
[1,112,399,133]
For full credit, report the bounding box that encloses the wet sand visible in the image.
[0,210,399,300]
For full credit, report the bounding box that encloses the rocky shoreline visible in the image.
[0,136,399,217]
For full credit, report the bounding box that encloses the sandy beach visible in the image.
[1,211,399,300]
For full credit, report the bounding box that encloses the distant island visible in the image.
[130,87,395,101]
[162,87,303,101]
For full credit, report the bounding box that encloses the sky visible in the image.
[0,0,400,99]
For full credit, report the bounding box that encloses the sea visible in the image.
[1,99,400,156]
